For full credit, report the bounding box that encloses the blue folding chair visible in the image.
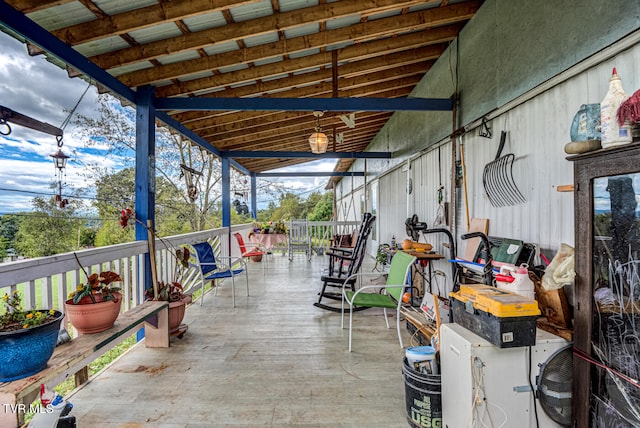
[191,241,249,307]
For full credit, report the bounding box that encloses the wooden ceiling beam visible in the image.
[220,128,383,157]
[185,85,418,141]
[177,80,415,135]
[53,0,261,45]
[238,158,313,172]
[172,53,433,123]
[194,79,420,135]
[189,83,415,133]
[184,69,426,130]
[203,111,390,141]
[116,2,475,85]
[7,0,74,13]
[85,0,437,68]
[215,117,389,150]
[214,114,393,149]
[157,36,447,97]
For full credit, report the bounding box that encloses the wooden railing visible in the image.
[0,224,252,314]
[0,220,360,313]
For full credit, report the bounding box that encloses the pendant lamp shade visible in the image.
[309,130,328,154]
[309,111,328,154]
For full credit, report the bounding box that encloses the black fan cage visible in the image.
[537,345,573,427]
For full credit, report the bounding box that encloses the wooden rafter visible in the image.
[1,0,484,173]
[115,3,476,86]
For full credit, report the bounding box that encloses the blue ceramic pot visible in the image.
[0,310,64,382]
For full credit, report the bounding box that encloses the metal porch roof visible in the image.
[1,0,482,176]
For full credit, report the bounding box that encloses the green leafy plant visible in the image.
[67,271,122,304]
[273,221,288,234]
[1,291,57,332]
[145,281,188,302]
[259,221,273,233]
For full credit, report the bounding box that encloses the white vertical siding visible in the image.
[336,37,640,290]
[378,168,406,246]
[460,41,639,256]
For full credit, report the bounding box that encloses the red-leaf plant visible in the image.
[119,208,191,301]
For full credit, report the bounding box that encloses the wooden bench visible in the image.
[0,301,169,428]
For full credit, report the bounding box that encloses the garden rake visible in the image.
[482,131,526,207]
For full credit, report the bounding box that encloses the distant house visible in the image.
[3,248,20,263]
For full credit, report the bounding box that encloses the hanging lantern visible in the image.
[308,111,328,154]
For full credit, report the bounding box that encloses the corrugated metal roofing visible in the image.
[2,0,484,174]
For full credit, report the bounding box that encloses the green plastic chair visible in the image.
[341,250,416,352]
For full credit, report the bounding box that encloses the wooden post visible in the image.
[147,219,158,299]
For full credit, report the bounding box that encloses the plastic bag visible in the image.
[542,243,575,290]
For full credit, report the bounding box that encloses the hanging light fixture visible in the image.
[49,136,70,208]
[309,111,329,154]
[50,148,69,170]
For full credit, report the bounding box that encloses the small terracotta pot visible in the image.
[65,292,122,334]
[168,295,192,333]
[250,254,263,262]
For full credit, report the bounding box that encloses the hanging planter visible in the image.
[0,291,64,382]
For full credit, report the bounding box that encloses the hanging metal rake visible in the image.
[482,131,526,207]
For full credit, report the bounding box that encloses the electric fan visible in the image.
[405,214,428,241]
[536,345,573,427]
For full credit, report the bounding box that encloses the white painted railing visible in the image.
[305,220,360,252]
[0,224,253,313]
[0,220,360,314]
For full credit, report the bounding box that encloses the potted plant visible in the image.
[0,291,64,381]
[145,281,192,334]
[64,270,123,334]
[273,220,288,235]
[260,221,273,234]
[120,208,192,336]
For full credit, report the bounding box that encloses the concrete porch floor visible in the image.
[66,253,419,427]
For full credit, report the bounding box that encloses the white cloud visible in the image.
[0,32,107,213]
[0,30,335,214]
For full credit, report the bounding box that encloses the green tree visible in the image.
[74,95,242,233]
[0,214,20,257]
[14,196,83,257]
[74,95,297,236]
[270,192,305,220]
[92,167,195,245]
[95,220,133,247]
[78,226,97,248]
[308,191,333,221]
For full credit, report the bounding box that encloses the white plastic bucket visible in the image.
[405,346,438,374]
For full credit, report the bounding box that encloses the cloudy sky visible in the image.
[0,31,332,214]
[0,31,104,214]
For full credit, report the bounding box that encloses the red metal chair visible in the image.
[234,232,267,272]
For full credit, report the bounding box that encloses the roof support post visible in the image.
[135,85,156,296]
[222,156,231,228]
[250,173,257,220]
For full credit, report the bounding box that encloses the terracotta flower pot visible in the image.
[64,292,122,334]
[168,294,192,333]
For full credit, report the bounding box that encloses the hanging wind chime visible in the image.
[180,163,203,203]
[50,136,70,208]
[0,104,70,207]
